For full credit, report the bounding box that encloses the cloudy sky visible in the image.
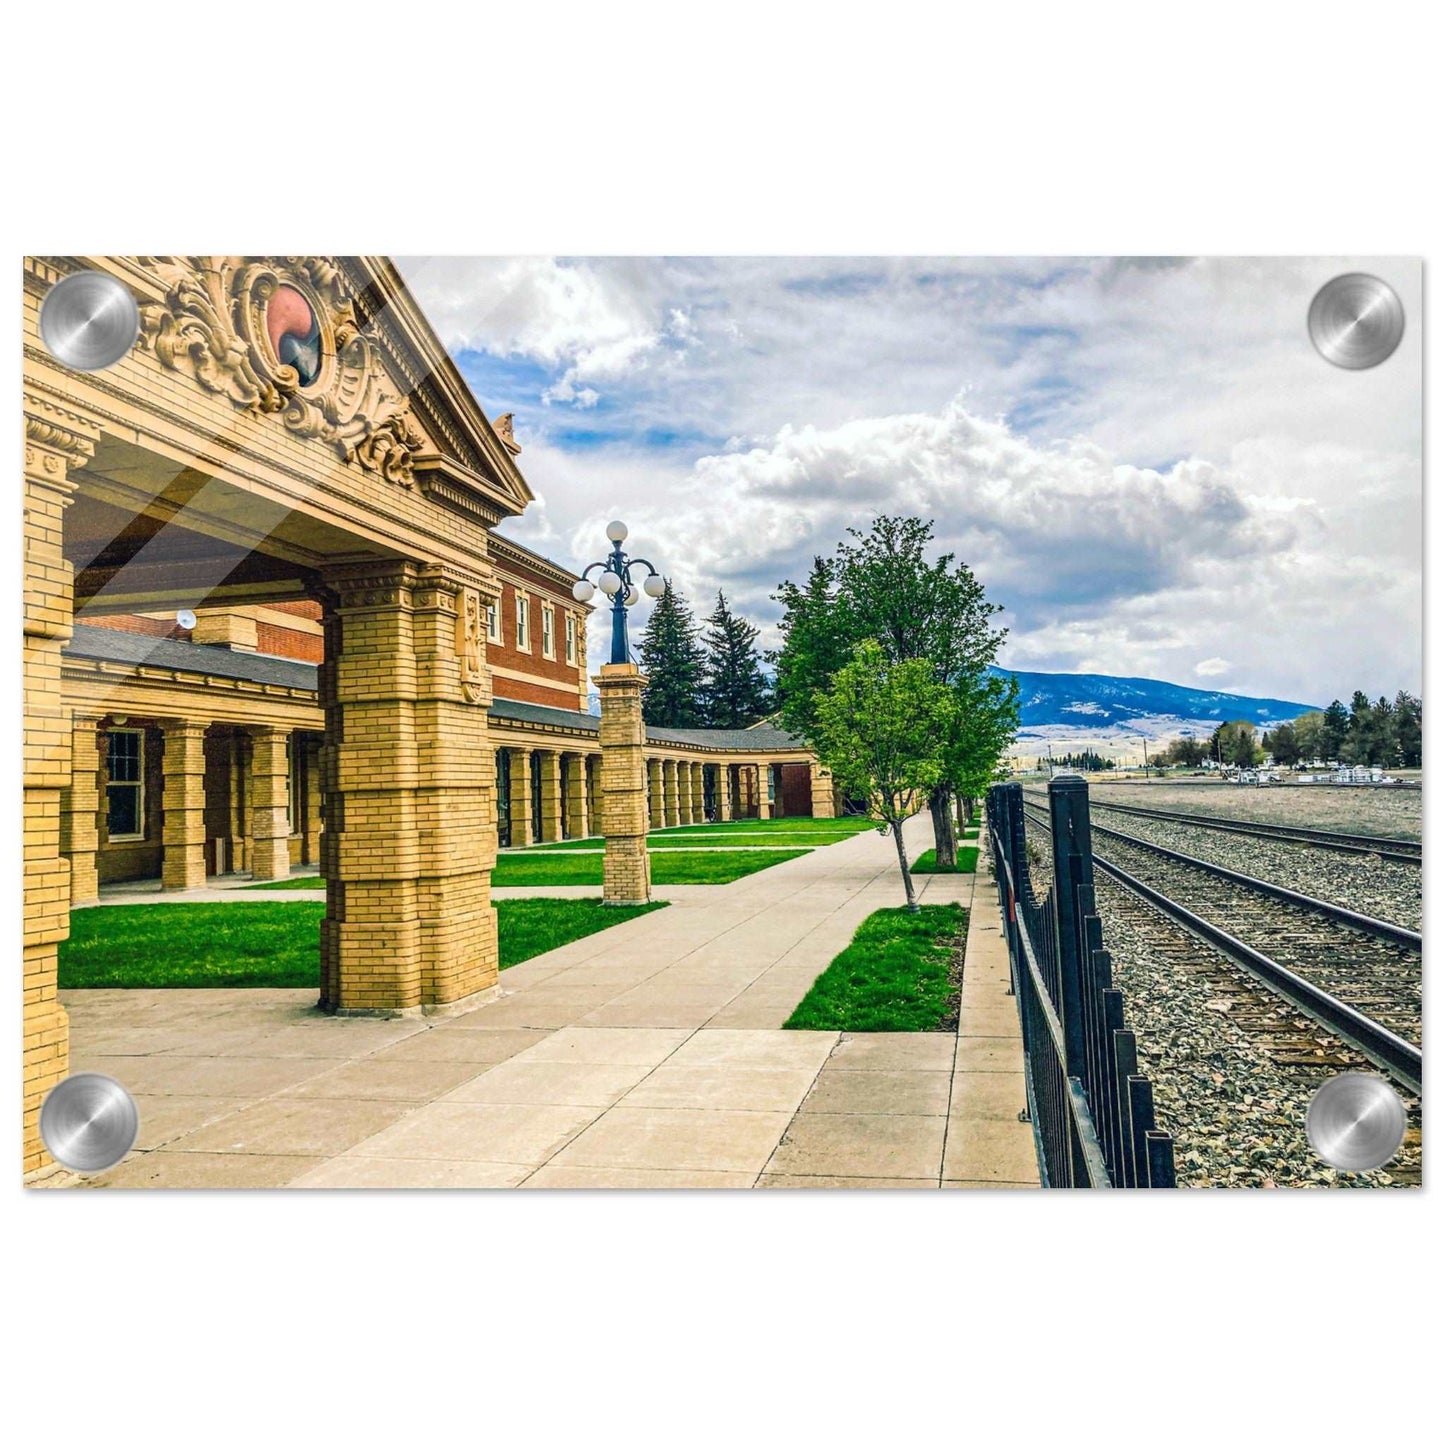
[398,256,1421,707]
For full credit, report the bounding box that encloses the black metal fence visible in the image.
[986,777,1176,1188]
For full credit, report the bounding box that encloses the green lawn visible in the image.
[58,898,666,989]
[911,846,979,875]
[246,874,324,890]
[493,847,811,886]
[783,903,968,1032]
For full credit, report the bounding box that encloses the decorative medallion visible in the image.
[137,256,424,486]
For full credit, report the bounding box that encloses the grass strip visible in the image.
[492,847,811,886]
[783,903,967,1032]
[910,846,979,875]
[59,898,667,988]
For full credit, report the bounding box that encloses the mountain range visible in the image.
[991,667,1317,730]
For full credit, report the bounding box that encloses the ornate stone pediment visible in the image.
[137,256,425,487]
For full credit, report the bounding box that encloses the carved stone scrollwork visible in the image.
[138,256,424,486]
[457,586,486,704]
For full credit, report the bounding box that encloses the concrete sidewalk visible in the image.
[52,813,1038,1189]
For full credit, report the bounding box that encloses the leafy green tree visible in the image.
[1320,699,1349,762]
[811,641,956,911]
[1210,719,1263,766]
[1163,736,1208,767]
[1292,710,1326,764]
[638,579,706,728]
[933,670,1019,865]
[1263,722,1301,767]
[772,516,1010,863]
[700,591,771,728]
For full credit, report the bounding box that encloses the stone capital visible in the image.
[23,390,101,488]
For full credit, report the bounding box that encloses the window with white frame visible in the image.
[565,612,577,665]
[105,729,144,840]
[486,598,502,645]
[515,592,530,651]
[541,603,555,659]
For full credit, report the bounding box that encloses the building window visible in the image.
[541,604,555,659]
[565,613,577,665]
[515,592,530,652]
[105,729,144,840]
[486,599,502,645]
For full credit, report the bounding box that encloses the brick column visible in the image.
[22,394,98,1174]
[718,764,734,821]
[248,727,292,880]
[596,663,652,904]
[587,753,603,836]
[161,720,209,890]
[691,763,705,824]
[316,562,501,1015]
[663,760,680,828]
[565,754,590,840]
[758,763,774,820]
[228,734,248,873]
[538,749,564,842]
[509,747,533,846]
[303,735,323,865]
[810,760,836,819]
[677,763,692,825]
[60,713,102,904]
[647,758,664,829]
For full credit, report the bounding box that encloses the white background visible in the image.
[3,4,1438,1439]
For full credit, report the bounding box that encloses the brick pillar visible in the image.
[316,561,501,1015]
[248,727,292,880]
[303,735,323,865]
[22,394,98,1174]
[228,734,248,873]
[758,763,774,820]
[677,763,693,825]
[647,758,664,829]
[565,754,590,840]
[587,753,603,836]
[60,713,102,904]
[509,747,533,847]
[718,764,734,821]
[161,720,208,890]
[538,749,564,842]
[691,762,705,823]
[663,760,680,828]
[596,663,652,904]
[810,760,836,819]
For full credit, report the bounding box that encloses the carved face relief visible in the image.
[266,285,322,387]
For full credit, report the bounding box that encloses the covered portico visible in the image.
[23,255,530,1173]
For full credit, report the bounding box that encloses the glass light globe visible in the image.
[598,570,623,596]
[572,578,595,603]
[605,520,628,544]
[624,586,640,607]
[643,573,666,598]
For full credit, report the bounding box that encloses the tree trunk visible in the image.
[954,793,965,833]
[928,786,957,871]
[963,795,975,826]
[891,819,920,911]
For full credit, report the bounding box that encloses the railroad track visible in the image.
[1021,788,1421,864]
[1021,801,1422,1094]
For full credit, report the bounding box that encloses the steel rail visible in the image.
[1022,801,1421,950]
[1078,798,1421,864]
[1020,804,1423,1095]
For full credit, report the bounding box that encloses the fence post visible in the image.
[1047,774,1093,1080]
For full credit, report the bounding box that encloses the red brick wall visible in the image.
[488,555,587,712]
[256,622,322,663]
[84,614,187,641]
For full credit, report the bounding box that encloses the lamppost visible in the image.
[571,521,666,665]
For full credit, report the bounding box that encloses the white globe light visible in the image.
[624,586,640,607]
[598,571,623,596]
[605,520,628,544]
[572,578,595,603]
[643,574,666,598]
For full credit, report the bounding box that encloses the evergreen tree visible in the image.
[638,579,706,727]
[1393,690,1422,767]
[701,591,771,728]
[1320,700,1349,761]
[771,556,853,736]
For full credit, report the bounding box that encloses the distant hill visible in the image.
[992,667,1317,729]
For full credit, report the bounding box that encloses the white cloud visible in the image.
[416,256,1421,704]
[1194,657,1231,677]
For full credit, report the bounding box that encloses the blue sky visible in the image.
[399,256,1422,704]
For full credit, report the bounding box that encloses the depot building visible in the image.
[22,255,833,1175]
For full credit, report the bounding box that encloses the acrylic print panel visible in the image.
[21,255,1421,1190]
